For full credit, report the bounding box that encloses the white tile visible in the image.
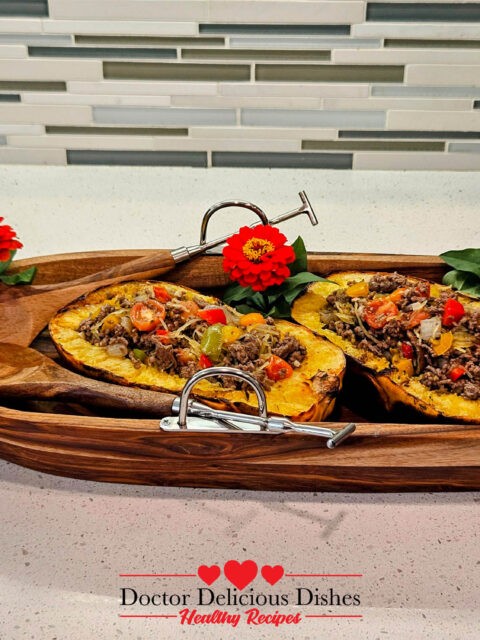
[324,97,473,111]
[8,134,156,150]
[387,110,480,130]
[171,95,322,108]
[0,19,42,33]
[48,1,208,21]
[230,36,381,49]
[68,81,218,96]
[209,2,365,24]
[219,82,370,98]
[333,48,480,65]
[406,65,480,86]
[0,59,102,81]
[354,151,480,170]
[0,45,28,59]
[353,22,480,38]
[22,92,171,106]
[153,137,300,151]
[0,105,92,125]
[189,126,337,140]
[0,148,66,164]
[42,19,197,36]
[0,124,45,134]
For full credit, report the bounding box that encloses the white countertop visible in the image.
[0,166,479,640]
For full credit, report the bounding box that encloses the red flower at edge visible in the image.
[0,217,23,262]
[222,225,295,292]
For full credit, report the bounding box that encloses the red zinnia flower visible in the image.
[0,217,23,262]
[222,225,295,292]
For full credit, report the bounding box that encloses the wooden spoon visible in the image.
[0,343,176,416]
[0,249,176,347]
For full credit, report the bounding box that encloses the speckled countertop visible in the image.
[0,167,479,640]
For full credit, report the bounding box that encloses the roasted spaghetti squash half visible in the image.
[49,281,346,421]
[292,271,480,423]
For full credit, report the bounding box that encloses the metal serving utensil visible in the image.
[160,367,355,449]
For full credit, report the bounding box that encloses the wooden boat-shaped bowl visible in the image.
[1,250,479,491]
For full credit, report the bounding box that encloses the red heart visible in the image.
[261,565,284,586]
[224,560,258,590]
[197,565,221,586]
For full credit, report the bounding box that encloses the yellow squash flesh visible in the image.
[292,271,480,423]
[49,281,346,421]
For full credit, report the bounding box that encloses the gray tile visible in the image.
[0,34,71,45]
[367,3,480,22]
[373,85,480,98]
[29,46,177,59]
[200,24,350,35]
[47,126,188,136]
[94,106,236,126]
[340,130,480,140]
[76,35,224,47]
[67,150,207,167]
[0,93,20,102]
[0,0,48,16]
[256,64,404,83]
[303,139,444,151]
[0,135,6,144]
[242,109,385,128]
[0,81,66,91]
[449,142,480,153]
[474,100,480,109]
[212,151,352,169]
[182,48,330,61]
[230,36,381,49]
[104,61,250,82]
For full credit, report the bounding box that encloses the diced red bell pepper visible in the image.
[442,298,465,327]
[153,285,172,302]
[199,353,213,369]
[155,328,170,344]
[449,365,466,382]
[198,307,227,325]
[401,342,414,359]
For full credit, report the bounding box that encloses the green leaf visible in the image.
[0,250,15,275]
[266,299,292,319]
[443,269,480,298]
[440,248,480,279]
[289,236,307,275]
[0,265,36,285]
[235,303,261,315]
[223,281,251,304]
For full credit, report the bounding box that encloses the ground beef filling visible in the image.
[77,298,307,392]
[321,273,480,401]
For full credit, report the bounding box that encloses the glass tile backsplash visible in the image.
[0,0,479,170]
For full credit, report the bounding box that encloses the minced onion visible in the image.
[106,343,128,357]
[419,317,441,341]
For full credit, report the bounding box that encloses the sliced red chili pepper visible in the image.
[364,299,399,330]
[401,342,414,359]
[199,353,213,369]
[155,328,170,344]
[442,298,465,327]
[449,365,467,382]
[407,309,430,329]
[198,307,227,325]
[265,355,293,382]
[130,300,166,332]
[153,285,172,302]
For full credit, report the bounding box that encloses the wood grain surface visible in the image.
[0,250,478,491]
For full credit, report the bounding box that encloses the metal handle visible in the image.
[176,366,268,430]
[199,200,269,245]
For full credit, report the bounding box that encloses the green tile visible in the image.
[386,38,480,48]
[256,64,404,82]
[212,151,352,169]
[0,93,20,102]
[76,35,225,47]
[302,140,445,151]
[30,46,177,59]
[46,126,188,136]
[182,48,330,61]
[0,81,66,91]
[104,61,250,81]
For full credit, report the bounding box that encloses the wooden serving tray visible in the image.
[1,250,479,492]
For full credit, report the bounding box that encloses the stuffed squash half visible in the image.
[49,281,346,421]
[292,271,480,423]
